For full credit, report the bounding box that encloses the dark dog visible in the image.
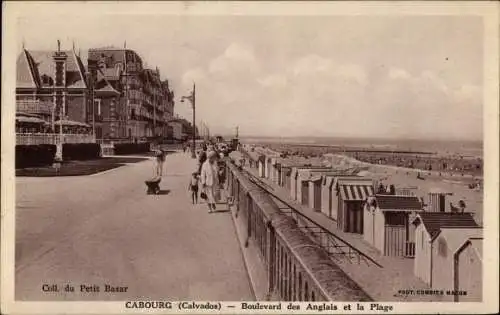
[145,176,161,195]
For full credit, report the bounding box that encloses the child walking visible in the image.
[188,172,200,204]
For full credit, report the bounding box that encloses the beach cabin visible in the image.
[395,186,418,196]
[265,156,272,179]
[268,157,276,182]
[432,228,482,301]
[290,167,300,200]
[363,195,423,257]
[327,176,365,222]
[297,167,333,206]
[270,158,281,184]
[337,178,374,234]
[290,166,330,202]
[305,169,347,212]
[298,169,311,206]
[454,237,482,301]
[321,175,336,218]
[412,212,480,289]
[276,162,282,186]
[258,155,266,178]
[281,166,292,190]
[308,175,323,211]
[320,171,360,219]
[428,188,453,212]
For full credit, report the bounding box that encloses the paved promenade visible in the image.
[15,152,253,301]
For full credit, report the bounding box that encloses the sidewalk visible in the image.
[15,152,253,301]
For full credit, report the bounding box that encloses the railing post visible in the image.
[246,193,252,244]
[267,220,275,300]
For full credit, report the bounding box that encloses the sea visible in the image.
[239,136,483,158]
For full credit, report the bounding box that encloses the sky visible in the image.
[16,10,484,140]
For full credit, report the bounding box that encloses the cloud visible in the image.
[178,47,481,140]
[336,64,368,86]
[208,43,258,74]
[257,74,287,88]
[292,54,334,76]
[182,68,205,86]
[453,84,482,102]
[388,67,411,80]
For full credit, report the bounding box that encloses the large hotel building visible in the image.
[16,42,177,142]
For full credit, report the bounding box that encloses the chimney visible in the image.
[52,40,68,119]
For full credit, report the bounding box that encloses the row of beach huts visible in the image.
[239,145,482,301]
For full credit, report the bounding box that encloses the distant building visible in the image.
[167,118,198,142]
[168,119,184,141]
[412,212,481,291]
[363,194,423,257]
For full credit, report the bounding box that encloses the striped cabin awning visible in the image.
[340,184,374,201]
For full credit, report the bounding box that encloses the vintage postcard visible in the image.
[1,1,499,314]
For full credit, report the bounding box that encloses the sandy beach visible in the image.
[249,143,483,225]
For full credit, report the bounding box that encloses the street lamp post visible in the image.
[181,83,196,159]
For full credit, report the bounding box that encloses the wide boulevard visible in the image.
[15,152,253,301]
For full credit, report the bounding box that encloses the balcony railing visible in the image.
[225,160,372,301]
[17,99,52,115]
[404,241,416,258]
[16,133,96,145]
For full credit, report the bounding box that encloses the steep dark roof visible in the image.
[17,50,87,89]
[415,212,479,240]
[17,50,39,88]
[376,195,422,210]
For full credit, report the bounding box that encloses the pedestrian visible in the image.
[188,172,199,204]
[200,151,219,213]
[155,150,165,177]
[198,145,208,174]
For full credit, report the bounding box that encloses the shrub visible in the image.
[62,143,101,161]
[114,142,151,155]
[16,144,57,168]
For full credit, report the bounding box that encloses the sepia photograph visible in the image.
[1,1,498,314]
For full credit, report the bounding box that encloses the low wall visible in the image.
[225,159,372,301]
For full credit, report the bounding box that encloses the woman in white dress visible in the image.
[200,151,219,213]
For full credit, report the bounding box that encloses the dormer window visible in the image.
[41,74,54,86]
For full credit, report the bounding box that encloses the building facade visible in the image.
[16,44,88,128]
[87,47,175,141]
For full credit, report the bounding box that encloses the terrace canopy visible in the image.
[16,116,47,124]
[54,120,91,128]
[54,119,92,134]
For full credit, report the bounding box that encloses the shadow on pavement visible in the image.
[157,189,171,195]
[211,209,230,213]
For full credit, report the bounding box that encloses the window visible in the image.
[94,99,102,116]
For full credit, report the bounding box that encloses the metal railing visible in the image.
[241,167,383,268]
[405,241,416,258]
[226,160,372,302]
[17,99,52,115]
[16,133,96,145]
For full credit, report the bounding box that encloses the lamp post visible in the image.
[181,83,196,159]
